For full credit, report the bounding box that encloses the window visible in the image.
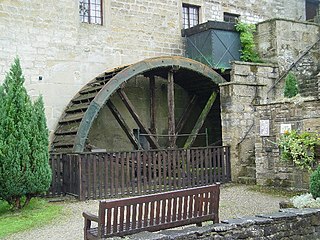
[79,0,103,25]
[306,0,319,21]
[182,4,200,29]
[223,12,240,23]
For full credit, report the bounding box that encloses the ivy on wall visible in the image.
[278,130,320,171]
[235,21,260,63]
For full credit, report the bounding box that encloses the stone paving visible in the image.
[4,184,287,240]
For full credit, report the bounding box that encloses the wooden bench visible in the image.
[83,184,220,239]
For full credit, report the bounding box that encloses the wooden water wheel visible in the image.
[51,56,225,153]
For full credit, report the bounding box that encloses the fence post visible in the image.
[78,154,85,201]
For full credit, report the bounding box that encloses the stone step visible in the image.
[237,176,256,185]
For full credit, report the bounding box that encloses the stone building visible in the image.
[0,0,319,187]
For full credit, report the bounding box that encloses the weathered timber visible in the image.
[168,70,176,148]
[59,112,85,123]
[65,103,90,113]
[48,146,231,199]
[79,85,104,94]
[52,134,76,147]
[184,91,217,149]
[176,95,198,134]
[149,76,156,134]
[72,92,97,103]
[83,184,220,239]
[58,56,225,153]
[107,100,142,150]
[117,88,161,149]
[55,122,80,135]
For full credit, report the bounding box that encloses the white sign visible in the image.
[280,124,292,134]
[260,120,270,136]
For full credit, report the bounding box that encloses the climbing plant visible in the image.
[278,130,320,172]
[310,165,320,199]
[284,72,299,98]
[235,21,260,63]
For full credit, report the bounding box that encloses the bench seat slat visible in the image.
[87,214,216,238]
[84,184,220,240]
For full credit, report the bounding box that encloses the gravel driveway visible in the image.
[4,184,287,240]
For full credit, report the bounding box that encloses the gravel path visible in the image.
[4,184,287,240]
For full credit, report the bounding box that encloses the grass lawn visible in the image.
[0,198,63,239]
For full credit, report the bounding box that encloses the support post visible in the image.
[176,95,198,134]
[107,100,142,150]
[184,91,217,149]
[168,69,176,148]
[117,88,161,149]
[149,75,156,134]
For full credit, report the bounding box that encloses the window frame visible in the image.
[306,0,319,21]
[79,0,103,25]
[182,3,200,29]
[223,12,240,23]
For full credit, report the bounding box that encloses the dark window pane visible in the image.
[306,0,319,21]
[79,0,102,25]
[223,12,240,23]
[182,3,199,29]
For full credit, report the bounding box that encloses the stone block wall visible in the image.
[256,19,320,98]
[0,0,308,137]
[202,0,305,23]
[122,208,320,240]
[255,100,320,189]
[220,61,278,183]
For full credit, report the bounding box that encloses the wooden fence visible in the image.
[48,146,231,200]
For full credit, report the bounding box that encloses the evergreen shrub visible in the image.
[310,166,320,199]
[284,72,298,98]
[0,58,51,209]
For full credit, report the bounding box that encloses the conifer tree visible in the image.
[0,58,51,209]
[25,96,52,204]
[284,72,299,98]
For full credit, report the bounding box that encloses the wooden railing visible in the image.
[48,146,231,200]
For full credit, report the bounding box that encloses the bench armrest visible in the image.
[83,211,99,223]
[83,211,100,240]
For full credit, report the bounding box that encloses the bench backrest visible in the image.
[98,184,220,237]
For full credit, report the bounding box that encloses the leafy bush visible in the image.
[310,166,320,199]
[235,21,260,63]
[0,58,51,209]
[284,72,299,98]
[291,193,320,208]
[278,130,320,171]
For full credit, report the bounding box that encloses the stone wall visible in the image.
[219,19,320,186]
[220,61,278,183]
[255,100,320,189]
[203,0,305,24]
[256,19,320,98]
[122,208,320,240]
[0,0,309,137]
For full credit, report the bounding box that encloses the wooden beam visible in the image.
[117,88,161,149]
[175,95,198,134]
[107,100,142,150]
[149,76,156,134]
[183,91,217,149]
[167,70,176,148]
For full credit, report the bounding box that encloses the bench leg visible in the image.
[84,219,91,240]
[196,222,202,227]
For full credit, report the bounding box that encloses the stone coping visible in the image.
[111,208,320,240]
